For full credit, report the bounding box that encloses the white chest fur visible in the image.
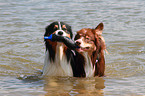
[83,52,95,77]
[42,43,73,77]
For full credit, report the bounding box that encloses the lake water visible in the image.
[0,0,145,96]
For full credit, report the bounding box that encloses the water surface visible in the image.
[0,0,145,95]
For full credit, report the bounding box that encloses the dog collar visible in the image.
[96,54,100,63]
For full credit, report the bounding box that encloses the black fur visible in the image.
[44,21,73,61]
[44,21,76,76]
[44,21,73,38]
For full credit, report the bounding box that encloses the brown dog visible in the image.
[74,23,107,77]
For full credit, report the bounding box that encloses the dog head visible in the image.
[44,21,73,62]
[74,23,104,55]
[44,21,72,39]
[44,21,73,49]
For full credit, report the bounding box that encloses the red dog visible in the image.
[74,23,106,77]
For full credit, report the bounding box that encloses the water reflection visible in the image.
[43,77,105,96]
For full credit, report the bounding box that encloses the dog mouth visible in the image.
[76,46,90,52]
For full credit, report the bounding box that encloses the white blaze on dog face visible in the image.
[45,21,72,39]
[54,22,70,38]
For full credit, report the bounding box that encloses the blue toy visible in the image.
[44,34,79,50]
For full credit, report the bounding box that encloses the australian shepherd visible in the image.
[74,23,107,77]
[42,21,76,77]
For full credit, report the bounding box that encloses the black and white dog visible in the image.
[42,21,76,77]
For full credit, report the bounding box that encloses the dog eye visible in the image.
[86,37,90,40]
[54,27,58,30]
[54,25,58,30]
[74,34,80,40]
[62,28,67,30]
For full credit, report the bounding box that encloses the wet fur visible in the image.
[74,23,106,77]
[42,22,75,77]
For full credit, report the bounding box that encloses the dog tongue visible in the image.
[76,48,84,52]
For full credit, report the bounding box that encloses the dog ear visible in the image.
[45,22,58,36]
[95,23,104,35]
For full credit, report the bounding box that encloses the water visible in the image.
[0,0,145,95]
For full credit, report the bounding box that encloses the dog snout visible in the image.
[75,41,81,46]
[58,31,63,35]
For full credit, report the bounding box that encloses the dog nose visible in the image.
[75,41,81,46]
[58,31,63,35]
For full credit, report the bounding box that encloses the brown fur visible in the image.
[74,23,106,77]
